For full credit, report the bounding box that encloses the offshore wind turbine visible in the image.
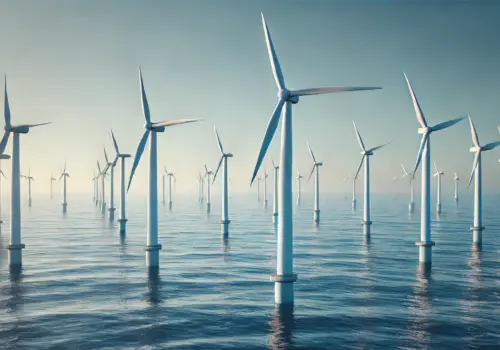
[433,162,444,215]
[126,68,199,268]
[271,158,279,224]
[353,121,390,237]
[21,168,34,207]
[212,126,233,235]
[98,159,109,213]
[103,147,115,216]
[164,167,175,207]
[1,76,50,267]
[250,14,381,305]
[161,169,166,205]
[467,116,500,247]
[204,165,213,213]
[401,164,415,213]
[111,130,131,234]
[257,176,261,202]
[59,163,69,213]
[296,170,302,205]
[51,174,56,200]
[96,161,101,207]
[198,173,204,203]
[263,171,269,207]
[454,172,459,203]
[404,73,464,269]
[307,142,323,224]
[0,154,9,225]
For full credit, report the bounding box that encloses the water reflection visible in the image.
[268,304,295,350]
[146,267,162,306]
[408,268,432,346]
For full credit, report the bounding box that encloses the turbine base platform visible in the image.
[313,210,320,223]
[408,202,414,214]
[270,273,298,283]
[118,219,127,234]
[416,241,434,267]
[272,212,278,224]
[7,244,26,250]
[7,244,25,266]
[363,221,372,225]
[220,220,231,224]
[118,218,128,223]
[62,203,67,213]
[470,226,485,231]
[415,241,435,247]
[144,244,162,252]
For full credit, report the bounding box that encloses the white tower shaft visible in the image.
[8,133,24,266]
[146,131,161,267]
[472,154,483,245]
[273,167,278,223]
[314,166,320,223]
[417,139,434,268]
[118,157,127,234]
[363,156,371,236]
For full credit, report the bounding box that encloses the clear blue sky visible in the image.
[0,0,499,196]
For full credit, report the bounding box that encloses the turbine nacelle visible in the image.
[418,127,431,135]
[119,154,132,158]
[9,125,30,134]
[0,154,10,159]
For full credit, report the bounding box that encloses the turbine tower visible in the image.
[353,121,390,237]
[127,68,199,268]
[98,159,109,214]
[21,168,34,207]
[198,173,204,203]
[454,172,459,203]
[51,174,56,200]
[212,126,233,235]
[250,14,381,305]
[307,141,323,224]
[467,115,500,247]
[344,176,357,210]
[204,165,213,213]
[404,73,464,270]
[104,147,116,217]
[96,161,102,207]
[111,130,131,234]
[1,76,50,267]
[257,176,261,202]
[433,162,444,215]
[59,163,69,213]
[164,167,175,207]
[296,171,303,205]
[401,164,414,213]
[0,154,10,225]
[263,171,269,207]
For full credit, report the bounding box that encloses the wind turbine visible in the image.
[307,141,323,224]
[59,163,69,213]
[454,172,459,203]
[353,121,390,237]
[271,158,279,224]
[249,14,381,305]
[296,170,303,205]
[257,176,262,202]
[0,154,9,225]
[467,116,500,247]
[404,73,464,269]
[96,161,102,207]
[126,68,199,268]
[21,168,34,207]
[1,76,50,267]
[103,147,115,217]
[51,174,56,200]
[198,173,204,203]
[263,171,269,207]
[212,126,233,235]
[98,159,109,214]
[204,165,213,213]
[401,164,415,213]
[111,130,131,234]
[164,167,175,207]
[433,162,444,215]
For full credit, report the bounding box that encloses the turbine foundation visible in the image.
[408,201,414,214]
[118,218,128,234]
[8,243,25,266]
[436,204,441,215]
[363,221,372,238]
[471,226,484,247]
[62,203,67,214]
[352,199,356,210]
[416,241,435,268]
[313,210,320,224]
[271,273,297,305]
[108,207,116,221]
[28,199,32,208]
[145,244,162,267]
[273,212,278,224]
[101,202,106,215]
[220,220,230,235]
[206,202,211,213]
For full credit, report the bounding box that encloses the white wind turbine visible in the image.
[0,154,9,225]
[344,175,357,210]
[59,163,69,213]
[257,176,262,202]
[96,161,102,207]
[263,171,269,207]
[204,165,213,213]
[126,68,199,269]
[271,158,279,224]
[404,73,464,269]
[433,162,444,215]
[401,164,415,213]
[307,141,323,224]
[21,168,34,207]
[164,167,175,207]
[295,170,302,205]
[198,173,204,203]
[103,147,116,217]
[454,172,459,203]
[250,14,381,305]
[51,174,56,200]
[0,76,50,267]
[467,116,500,247]
[212,126,233,235]
[111,130,131,234]
[353,121,390,237]
[98,159,109,214]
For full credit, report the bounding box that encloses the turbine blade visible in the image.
[290,86,382,97]
[482,141,500,151]
[214,126,224,154]
[0,170,5,179]
[139,68,151,124]
[127,129,150,191]
[432,116,465,132]
[367,141,392,153]
[433,161,439,174]
[403,73,427,128]
[261,13,285,90]
[97,160,101,173]
[401,164,408,176]
[352,121,366,152]
[152,119,201,128]
[212,156,224,184]
[104,147,109,164]
[354,155,365,180]
[468,115,481,147]
[250,98,285,185]
[308,164,316,181]
[24,122,51,128]
[307,140,316,164]
[4,76,11,128]
[411,133,429,177]
[468,151,480,187]
[0,130,10,154]
[204,164,208,174]
[111,130,120,154]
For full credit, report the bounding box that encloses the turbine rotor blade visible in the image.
[352,121,366,152]
[212,156,224,184]
[308,164,316,181]
[289,86,382,97]
[468,115,481,147]
[403,73,428,128]
[482,141,500,151]
[432,116,465,132]
[307,140,316,164]
[354,155,365,180]
[104,147,109,164]
[468,151,480,187]
[152,119,201,128]
[127,129,150,191]
[4,76,11,129]
[0,130,10,154]
[412,133,429,177]
[367,141,392,153]
[250,98,285,185]
[261,13,285,90]
[139,68,151,125]
[214,126,224,154]
[111,130,120,154]
[433,161,439,174]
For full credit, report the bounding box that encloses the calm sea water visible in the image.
[0,191,499,349]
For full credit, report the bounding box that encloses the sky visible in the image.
[0,0,499,197]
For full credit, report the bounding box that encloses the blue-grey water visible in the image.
[0,192,499,349]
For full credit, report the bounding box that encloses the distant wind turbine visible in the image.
[21,168,34,207]
[198,173,204,203]
[353,121,390,237]
[204,165,213,213]
[96,160,102,208]
[104,147,117,219]
[404,73,464,269]
[307,141,323,224]
[212,126,233,235]
[454,173,459,203]
[401,164,415,213]
[271,158,279,224]
[0,76,50,267]
[249,14,381,305]
[263,171,269,207]
[257,176,262,202]
[59,163,69,213]
[111,130,131,234]
[0,154,10,225]
[51,174,56,200]
[164,167,175,207]
[126,68,200,268]
[296,170,302,205]
[433,162,444,214]
[467,116,500,247]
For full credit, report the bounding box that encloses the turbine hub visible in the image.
[418,127,431,134]
[278,89,289,100]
